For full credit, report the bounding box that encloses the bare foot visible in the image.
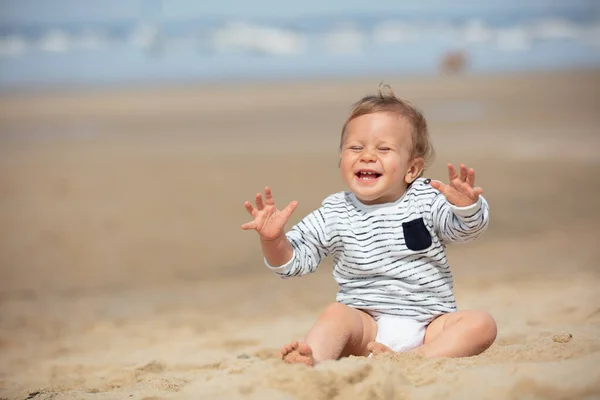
[367,341,394,356]
[280,340,314,366]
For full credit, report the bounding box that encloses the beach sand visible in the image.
[1,69,599,399]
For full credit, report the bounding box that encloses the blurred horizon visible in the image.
[1,0,600,90]
[2,0,598,24]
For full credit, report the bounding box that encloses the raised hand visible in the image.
[430,163,483,207]
[241,187,298,241]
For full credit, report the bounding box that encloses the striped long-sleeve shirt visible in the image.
[266,177,490,323]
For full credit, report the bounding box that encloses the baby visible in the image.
[241,85,497,366]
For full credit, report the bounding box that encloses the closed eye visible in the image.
[349,146,363,151]
[378,147,391,151]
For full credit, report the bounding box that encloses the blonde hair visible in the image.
[340,83,434,172]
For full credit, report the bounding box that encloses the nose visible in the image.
[360,149,376,162]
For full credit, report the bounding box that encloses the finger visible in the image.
[459,164,468,182]
[467,168,475,187]
[281,200,298,219]
[473,186,483,197]
[264,186,275,206]
[430,180,449,195]
[255,192,264,210]
[447,163,459,181]
[244,201,256,217]
[241,221,257,230]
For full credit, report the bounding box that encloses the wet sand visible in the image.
[1,69,599,399]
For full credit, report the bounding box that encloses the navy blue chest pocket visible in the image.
[402,217,432,251]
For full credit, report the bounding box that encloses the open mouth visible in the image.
[355,170,382,182]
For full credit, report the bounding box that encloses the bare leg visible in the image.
[366,310,497,358]
[281,302,377,365]
[418,310,497,357]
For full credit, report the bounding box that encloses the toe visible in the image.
[281,341,300,358]
[367,341,390,355]
[297,342,313,356]
[281,344,293,357]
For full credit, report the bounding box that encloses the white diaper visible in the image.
[373,315,427,352]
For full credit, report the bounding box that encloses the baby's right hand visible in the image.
[241,187,298,241]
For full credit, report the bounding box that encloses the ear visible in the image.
[404,157,425,184]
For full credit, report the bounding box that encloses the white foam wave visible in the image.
[579,22,600,46]
[129,23,162,49]
[322,24,365,54]
[461,19,494,44]
[39,29,71,53]
[75,29,111,51]
[0,35,28,57]
[495,27,532,51]
[0,17,599,59]
[528,18,581,40]
[212,22,306,55]
[372,20,419,44]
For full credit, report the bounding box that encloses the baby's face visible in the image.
[340,112,417,205]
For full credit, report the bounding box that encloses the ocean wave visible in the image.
[38,29,70,53]
[372,20,420,44]
[495,27,532,51]
[459,20,494,44]
[0,17,599,59]
[528,18,582,40]
[322,24,365,54]
[211,22,306,55]
[0,35,28,57]
[129,23,163,50]
[580,22,600,46]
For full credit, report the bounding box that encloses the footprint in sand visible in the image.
[552,334,573,343]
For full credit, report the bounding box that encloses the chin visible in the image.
[353,191,384,204]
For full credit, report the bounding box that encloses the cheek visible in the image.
[340,154,354,172]
[382,156,405,176]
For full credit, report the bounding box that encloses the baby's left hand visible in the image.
[430,163,483,207]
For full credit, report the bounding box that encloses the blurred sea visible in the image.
[1,1,599,89]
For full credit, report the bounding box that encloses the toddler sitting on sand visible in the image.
[241,85,497,366]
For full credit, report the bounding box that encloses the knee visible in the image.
[318,302,361,328]
[469,310,497,345]
[320,302,352,319]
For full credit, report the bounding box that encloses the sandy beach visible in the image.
[1,69,599,399]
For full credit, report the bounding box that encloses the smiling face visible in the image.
[340,112,424,205]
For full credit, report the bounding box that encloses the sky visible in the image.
[0,0,597,24]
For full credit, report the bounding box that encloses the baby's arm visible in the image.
[266,208,330,278]
[429,163,490,244]
[430,194,489,244]
[260,234,294,268]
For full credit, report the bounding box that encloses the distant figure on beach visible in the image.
[241,84,497,366]
[441,50,469,75]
